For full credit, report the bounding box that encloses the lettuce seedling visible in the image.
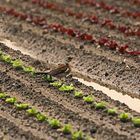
[59,84,74,92]
[0,93,8,99]
[43,75,55,82]
[50,81,62,88]
[107,108,117,115]
[60,124,72,134]
[48,119,61,129]
[95,102,106,109]
[72,131,84,140]
[0,54,12,63]
[132,117,140,127]
[23,66,36,75]
[36,113,47,122]
[11,59,23,69]
[74,91,83,98]
[83,95,94,103]
[5,97,16,104]
[15,103,29,110]
[119,113,130,122]
[0,50,3,56]
[0,50,2,54]
[26,108,38,116]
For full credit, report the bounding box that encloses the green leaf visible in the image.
[0,93,8,99]
[95,102,106,109]
[0,50,3,55]
[74,91,83,98]
[26,108,38,116]
[72,131,84,140]
[48,119,61,129]
[132,117,140,127]
[36,113,47,122]
[50,81,62,88]
[5,97,16,104]
[119,113,130,122]
[83,95,94,103]
[15,103,29,110]
[60,124,72,134]
[59,84,74,92]
[12,59,23,69]
[23,66,35,75]
[107,108,117,115]
[43,75,55,82]
[0,54,12,63]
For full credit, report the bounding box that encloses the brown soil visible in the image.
[0,0,140,140]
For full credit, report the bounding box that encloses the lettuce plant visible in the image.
[72,130,84,140]
[11,59,23,69]
[5,97,16,104]
[0,50,3,55]
[60,124,72,134]
[95,102,106,109]
[74,91,83,98]
[0,54,12,63]
[50,81,62,87]
[26,108,38,116]
[132,117,140,127]
[15,103,29,110]
[119,113,130,122]
[23,66,35,75]
[83,95,94,103]
[48,119,61,129]
[107,108,117,115]
[36,113,47,122]
[43,75,55,82]
[0,92,8,99]
[59,84,74,92]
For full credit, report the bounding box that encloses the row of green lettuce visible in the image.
[0,50,140,127]
[0,92,94,140]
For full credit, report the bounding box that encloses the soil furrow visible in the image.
[0,66,132,139]
[0,0,139,140]
[8,0,140,40]
[0,101,69,140]
[93,0,140,11]
[0,22,139,97]
[1,0,140,52]
[0,15,139,67]
[0,45,140,139]
[0,43,139,114]
[2,63,133,140]
[0,113,44,140]
[53,0,140,26]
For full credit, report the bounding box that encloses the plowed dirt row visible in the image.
[0,16,139,97]
[0,0,140,140]
[0,43,140,140]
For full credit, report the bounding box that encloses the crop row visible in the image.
[0,50,140,128]
[0,6,140,56]
[76,0,140,19]
[0,92,94,140]
[32,0,140,38]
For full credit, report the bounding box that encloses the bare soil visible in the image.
[0,0,140,140]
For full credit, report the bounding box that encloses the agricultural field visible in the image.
[0,0,140,140]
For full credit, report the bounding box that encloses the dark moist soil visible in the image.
[0,0,140,140]
[0,114,43,140]
[0,43,140,140]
